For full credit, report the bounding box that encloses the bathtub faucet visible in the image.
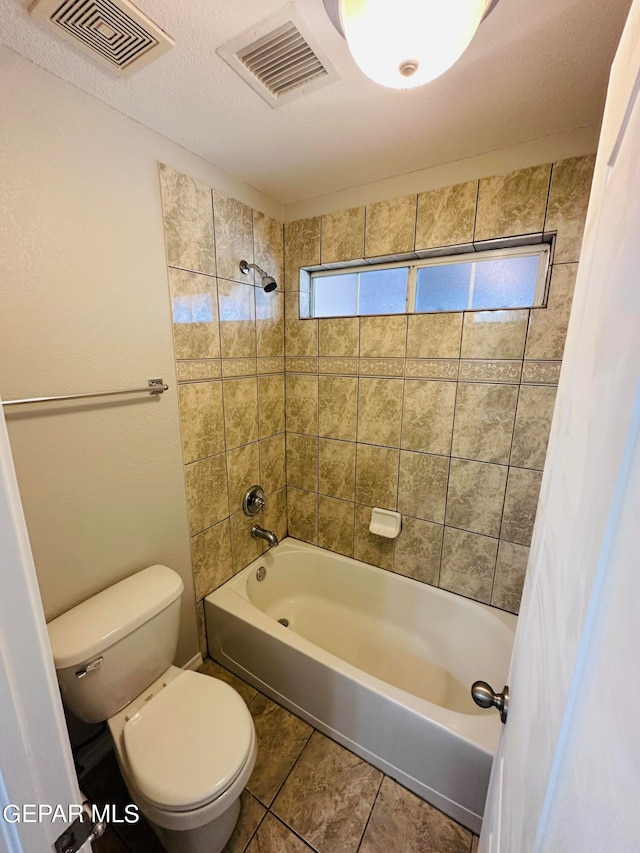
[251,525,279,548]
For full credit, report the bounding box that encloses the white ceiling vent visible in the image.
[29,0,174,76]
[217,8,339,108]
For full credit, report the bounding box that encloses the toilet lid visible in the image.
[123,671,254,812]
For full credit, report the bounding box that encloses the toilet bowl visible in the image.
[47,565,256,853]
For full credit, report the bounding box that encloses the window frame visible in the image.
[308,242,551,318]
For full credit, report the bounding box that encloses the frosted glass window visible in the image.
[358,267,408,315]
[312,268,408,317]
[415,264,472,312]
[472,255,539,309]
[313,272,357,317]
[309,243,548,318]
[416,252,543,313]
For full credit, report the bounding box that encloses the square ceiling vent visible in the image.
[30,0,174,76]
[217,7,339,108]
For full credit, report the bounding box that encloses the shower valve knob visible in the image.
[471,680,509,724]
[243,485,266,516]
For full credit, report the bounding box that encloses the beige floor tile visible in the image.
[224,791,266,853]
[359,776,472,853]
[247,694,313,807]
[273,732,382,853]
[246,814,312,853]
[199,658,258,707]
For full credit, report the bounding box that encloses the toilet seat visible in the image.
[122,670,254,812]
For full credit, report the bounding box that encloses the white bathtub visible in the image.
[204,538,515,832]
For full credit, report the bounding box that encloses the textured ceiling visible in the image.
[0,0,632,204]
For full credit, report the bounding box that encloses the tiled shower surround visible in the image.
[159,155,594,640]
[159,165,287,655]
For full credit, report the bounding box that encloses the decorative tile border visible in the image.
[522,360,562,385]
[405,359,459,380]
[358,358,405,378]
[257,357,285,374]
[222,358,257,377]
[318,357,359,375]
[285,357,318,373]
[176,359,222,382]
[459,360,522,383]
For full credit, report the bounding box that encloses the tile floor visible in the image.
[83,658,480,853]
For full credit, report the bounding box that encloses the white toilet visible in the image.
[47,565,256,853]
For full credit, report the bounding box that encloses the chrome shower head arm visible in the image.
[239,260,278,292]
[239,259,263,276]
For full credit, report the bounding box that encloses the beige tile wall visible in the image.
[157,155,594,633]
[159,165,286,655]
[283,155,595,615]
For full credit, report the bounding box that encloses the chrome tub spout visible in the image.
[251,525,279,547]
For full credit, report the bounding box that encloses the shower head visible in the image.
[239,260,278,292]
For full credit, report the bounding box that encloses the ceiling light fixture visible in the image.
[323,0,500,89]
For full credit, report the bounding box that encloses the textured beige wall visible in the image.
[0,48,277,664]
[157,166,286,656]
[283,156,595,614]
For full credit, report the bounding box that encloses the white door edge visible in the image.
[0,399,86,853]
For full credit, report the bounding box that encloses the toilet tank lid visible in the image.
[47,566,184,669]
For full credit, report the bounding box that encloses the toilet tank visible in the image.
[47,565,184,724]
